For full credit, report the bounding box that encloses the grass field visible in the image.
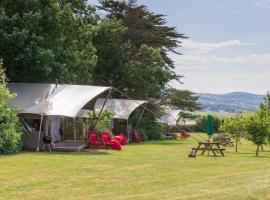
[1,134,270,200]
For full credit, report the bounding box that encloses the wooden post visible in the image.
[127,119,129,142]
[135,104,147,129]
[37,114,44,152]
[92,89,112,130]
[256,144,260,156]
[73,118,76,141]
[235,136,238,153]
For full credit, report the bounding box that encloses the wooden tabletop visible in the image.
[199,142,221,145]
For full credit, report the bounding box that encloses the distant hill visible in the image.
[198,92,264,113]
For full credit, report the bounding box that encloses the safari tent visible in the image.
[157,109,182,126]
[8,83,111,151]
[94,98,148,140]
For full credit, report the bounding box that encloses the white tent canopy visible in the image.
[157,109,182,125]
[94,99,147,120]
[8,83,55,111]
[8,83,111,118]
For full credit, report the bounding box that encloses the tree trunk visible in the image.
[256,145,260,157]
[235,136,238,153]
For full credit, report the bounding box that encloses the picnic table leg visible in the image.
[219,149,225,156]
[212,150,217,156]
[194,144,201,156]
[216,143,225,156]
[201,150,205,155]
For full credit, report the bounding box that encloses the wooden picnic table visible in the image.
[189,141,225,157]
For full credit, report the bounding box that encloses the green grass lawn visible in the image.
[1,134,270,200]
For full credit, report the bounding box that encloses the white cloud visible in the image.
[173,39,267,66]
[173,53,270,65]
[182,39,245,54]
[229,11,241,15]
[254,0,270,7]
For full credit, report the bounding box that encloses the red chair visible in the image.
[111,138,122,151]
[88,130,100,148]
[134,130,143,143]
[102,131,112,149]
[113,133,127,145]
[179,131,190,139]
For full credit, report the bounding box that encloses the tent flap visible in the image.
[8,83,111,117]
[94,99,147,120]
[157,109,182,125]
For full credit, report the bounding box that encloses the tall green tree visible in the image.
[98,0,187,72]
[161,89,200,112]
[245,93,270,156]
[94,0,187,99]
[0,0,97,84]
[220,113,245,152]
[92,19,172,99]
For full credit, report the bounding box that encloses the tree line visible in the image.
[0,0,199,109]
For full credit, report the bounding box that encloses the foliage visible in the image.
[88,110,114,133]
[96,0,187,99]
[219,113,245,152]
[130,104,163,140]
[161,89,201,112]
[0,0,97,84]
[245,93,270,156]
[195,115,221,133]
[135,127,148,141]
[0,61,22,154]
[98,0,187,72]
[136,121,163,140]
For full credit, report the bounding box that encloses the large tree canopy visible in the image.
[0,0,97,84]
[98,0,187,72]
[0,0,199,112]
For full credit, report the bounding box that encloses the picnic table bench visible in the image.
[189,142,225,157]
[218,137,234,147]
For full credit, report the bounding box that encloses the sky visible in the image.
[90,0,270,94]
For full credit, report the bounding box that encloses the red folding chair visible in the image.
[113,132,127,145]
[101,131,112,149]
[88,130,100,148]
[179,130,190,139]
[134,130,143,143]
[111,138,122,151]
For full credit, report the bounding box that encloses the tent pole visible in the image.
[135,103,147,129]
[93,89,112,130]
[37,114,44,152]
[73,118,76,141]
[127,119,129,143]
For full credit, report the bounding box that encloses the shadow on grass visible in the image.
[0,150,112,157]
[225,151,270,158]
[129,140,189,146]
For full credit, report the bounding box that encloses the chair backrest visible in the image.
[89,130,98,144]
[134,130,142,140]
[102,131,111,145]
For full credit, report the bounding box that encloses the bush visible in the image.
[196,115,221,133]
[0,88,22,153]
[137,123,163,141]
[136,128,148,141]
[0,62,22,154]
[145,126,163,140]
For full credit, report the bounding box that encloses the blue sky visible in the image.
[90,0,270,94]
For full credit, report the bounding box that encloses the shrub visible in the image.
[0,105,22,154]
[219,113,245,152]
[136,128,148,141]
[0,61,22,154]
[137,122,163,141]
[196,115,221,133]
